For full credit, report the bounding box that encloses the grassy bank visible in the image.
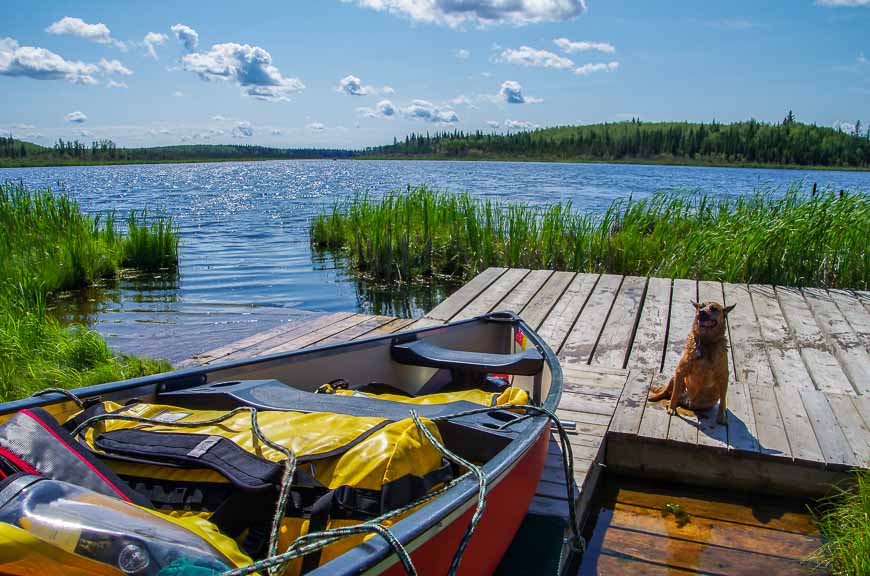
[812,472,869,575]
[310,185,869,289]
[0,182,178,401]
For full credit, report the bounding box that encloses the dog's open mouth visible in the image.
[698,318,718,328]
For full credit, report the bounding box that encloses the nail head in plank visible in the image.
[560,274,622,365]
[626,277,671,373]
[425,267,507,322]
[591,276,647,369]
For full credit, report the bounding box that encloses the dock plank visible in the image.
[625,277,671,373]
[560,274,622,365]
[314,315,395,347]
[829,289,870,351]
[259,313,372,355]
[517,271,574,330]
[538,273,598,351]
[494,269,553,316]
[799,389,858,470]
[724,283,791,459]
[356,317,416,338]
[424,267,507,322]
[638,373,672,441]
[609,371,654,437]
[590,276,647,369]
[665,279,699,446]
[720,286,759,454]
[825,393,870,467]
[803,287,870,395]
[776,287,854,395]
[453,268,529,321]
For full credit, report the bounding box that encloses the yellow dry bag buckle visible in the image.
[0,475,240,576]
[315,379,350,395]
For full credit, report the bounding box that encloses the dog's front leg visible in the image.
[667,372,684,415]
[716,374,728,425]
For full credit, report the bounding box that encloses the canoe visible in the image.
[0,311,563,575]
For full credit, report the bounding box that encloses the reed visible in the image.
[0,182,177,401]
[310,185,869,289]
[811,472,870,575]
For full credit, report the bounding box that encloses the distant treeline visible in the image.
[364,116,870,168]
[0,136,353,165]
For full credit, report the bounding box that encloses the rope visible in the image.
[409,410,487,576]
[30,387,85,409]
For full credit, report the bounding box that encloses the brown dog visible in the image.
[648,301,735,424]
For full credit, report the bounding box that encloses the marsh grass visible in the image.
[811,472,870,575]
[0,182,177,401]
[311,185,869,289]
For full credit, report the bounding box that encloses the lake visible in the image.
[2,159,869,363]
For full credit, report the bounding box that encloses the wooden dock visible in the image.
[184,268,869,571]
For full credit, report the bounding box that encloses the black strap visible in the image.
[94,429,282,491]
[301,488,341,573]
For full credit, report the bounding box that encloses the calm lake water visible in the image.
[2,159,869,363]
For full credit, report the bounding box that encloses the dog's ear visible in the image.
[724,303,736,316]
[691,300,701,310]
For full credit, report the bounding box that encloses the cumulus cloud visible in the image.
[99,58,132,75]
[45,17,124,48]
[181,42,304,101]
[815,0,870,5]
[574,61,619,75]
[337,74,372,96]
[498,46,574,69]
[0,38,99,84]
[382,85,395,94]
[400,100,458,123]
[144,32,168,60]
[307,122,326,131]
[504,119,538,130]
[486,120,500,128]
[171,24,199,52]
[449,94,475,107]
[232,121,254,138]
[359,99,397,118]
[345,0,587,27]
[553,38,615,54]
[498,80,541,104]
[106,79,127,88]
[65,110,87,123]
[455,48,470,59]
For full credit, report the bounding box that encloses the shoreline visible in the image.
[2,155,870,173]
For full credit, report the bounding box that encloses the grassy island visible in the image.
[0,182,178,401]
[310,185,869,290]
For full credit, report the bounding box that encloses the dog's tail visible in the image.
[647,376,673,402]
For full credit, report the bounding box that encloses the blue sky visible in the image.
[2,0,868,149]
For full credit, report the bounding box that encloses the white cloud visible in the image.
[65,110,87,123]
[504,119,538,130]
[337,74,372,96]
[382,85,395,94]
[553,38,615,54]
[498,46,574,69]
[307,122,326,132]
[79,129,94,138]
[400,100,458,123]
[144,32,168,60]
[574,61,619,75]
[99,58,132,75]
[171,24,199,52]
[450,94,476,108]
[45,17,124,48]
[456,48,470,59]
[232,121,254,138]
[834,120,857,133]
[159,128,172,135]
[358,99,397,118]
[0,38,99,84]
[486,120,500,128]
[815,0,870,5]
[212,114,227,121]
[106,79,127,88]
[498,80,541,104]
[174,90,186,97]
[181,42,304,102]
[345,0,587,27]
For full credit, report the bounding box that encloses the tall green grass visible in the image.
[0,182,178,401]
[811,471,870,575]
[310,185,869,289]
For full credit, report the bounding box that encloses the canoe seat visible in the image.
[391,339,543,375]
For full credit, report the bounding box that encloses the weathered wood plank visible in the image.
[695,281,729,451]
[424,267,507,322]
[517,271,574,330]
[852,395,870,429]
[776,286,854,395]
[452,268,529,321]
[590,276,647,369]
[609,371,654,437]
[494,269,552,315]
[638,372,672,441]
[313,315,395,347]
[402,316,445,330]
[626,277,671,373]
[826,393,870,467]
[584,555,702,576]
[799,388,859,470]
[773,385,825,467]
[724,283,791,459]
[560,274,622,365]
[355,317,416,339]
[665,279,699,446]
[558,392,617,417]
[829,289,870,351]
[803,287,870,395]
[537,273,598,351]
[259,313,372,355]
